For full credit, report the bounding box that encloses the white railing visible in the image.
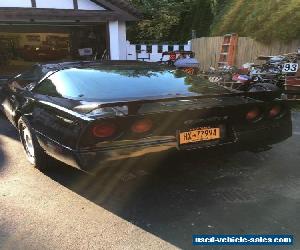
[126,41,192,62]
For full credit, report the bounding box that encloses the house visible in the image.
[0,0,140,61]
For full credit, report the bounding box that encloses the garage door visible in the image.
[0,23,107,69]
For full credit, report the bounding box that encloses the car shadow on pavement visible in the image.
[42,148,268,249]
[0,113,19,141]
[0,139,6,173]
[0,113,19,172]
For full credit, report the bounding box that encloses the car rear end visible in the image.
[75,95,292,172]
[33,64,291,172]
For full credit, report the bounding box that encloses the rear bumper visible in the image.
[76,115,292,172]
[36,114,292,172]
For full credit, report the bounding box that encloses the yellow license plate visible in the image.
[179,127,221,145]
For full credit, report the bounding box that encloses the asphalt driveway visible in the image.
[0,112,300,250]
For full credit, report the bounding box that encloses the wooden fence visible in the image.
[191,37,300,70]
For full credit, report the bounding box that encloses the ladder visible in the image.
[218,33,239,68]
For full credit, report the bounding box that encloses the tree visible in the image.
[128,0,299,43]
[168,0,214,42]
[127,0,206,43]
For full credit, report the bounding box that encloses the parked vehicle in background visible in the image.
[249,54,299,88]
[208,52,300,95]
[19,45,69,62]
[160,51,200,75]
[285,62,300,100]
[0,61,293,173]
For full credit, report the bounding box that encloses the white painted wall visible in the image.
[0,0,32,8]
[78,0,106,10]
[118,21,127,60]
[109,21,127,60]
[36,0,74,9]
[126,41,192,62]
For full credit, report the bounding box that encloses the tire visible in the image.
[18,117,50,170]
[248,83,281,100]
[249,83,280,92]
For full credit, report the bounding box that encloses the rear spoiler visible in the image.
[98,91,281,109]
[74,90,299,115]
[77,90,300,115]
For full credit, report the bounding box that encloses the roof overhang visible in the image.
[0,0,141,23]
[0,8,135,23]
[98,0,142,19]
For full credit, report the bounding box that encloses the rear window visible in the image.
[33,67,202,101]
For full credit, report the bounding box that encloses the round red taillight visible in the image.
[269,105,282,118]
[246,107,261,122]
[92,123,117,138]
[131,119,153,134]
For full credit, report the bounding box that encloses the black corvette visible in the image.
[0,61,293,171]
